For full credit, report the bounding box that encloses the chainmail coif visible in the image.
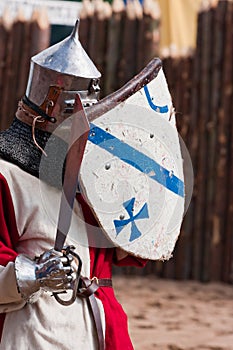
[0,117,68,189]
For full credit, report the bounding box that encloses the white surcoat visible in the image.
[0,158,105,350]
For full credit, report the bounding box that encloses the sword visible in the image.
[53,94,90,305]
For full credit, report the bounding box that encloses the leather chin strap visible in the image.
[78,277,112,350]
[16,86,63,133]
[22,95,56,123]
[16,100,50,132]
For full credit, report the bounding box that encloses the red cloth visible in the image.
[0,174,20,340]
[0,174,19,266]
[77,194,147,350]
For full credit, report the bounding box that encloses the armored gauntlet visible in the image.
[15,249,75,301]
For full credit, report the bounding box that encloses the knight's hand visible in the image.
[35,249,74,292]
[15,249,75,301]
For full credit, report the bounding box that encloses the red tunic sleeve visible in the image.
[0,173,20,339]
[0,173,19,266]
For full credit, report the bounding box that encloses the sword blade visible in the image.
[54,95,90,251]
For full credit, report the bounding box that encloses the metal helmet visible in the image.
[17,19,101,133]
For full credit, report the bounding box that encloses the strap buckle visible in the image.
[91,276,99,285]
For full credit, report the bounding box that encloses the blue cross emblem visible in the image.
[113,197,149,242]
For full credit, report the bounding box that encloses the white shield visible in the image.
[80,69,185,260]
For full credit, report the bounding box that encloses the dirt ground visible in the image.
[113,276,233,350]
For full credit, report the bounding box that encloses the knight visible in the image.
[0,16,185,350]
[0,20,148,350]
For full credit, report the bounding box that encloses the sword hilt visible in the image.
[53,245,82,306]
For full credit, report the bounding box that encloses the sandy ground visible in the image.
[113,276,233,350]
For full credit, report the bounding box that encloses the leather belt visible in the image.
[77,277,112,350]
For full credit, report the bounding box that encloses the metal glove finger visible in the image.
[60,255,73,266]
[48,275,73,285]
[38,249,62,263]
[41,275,73,289]
[53,274,73,284]
[63,282,72,290]
[55,277,73,289]
[43,257,62,270]
[66,275,73,283]
[63,266,75,274]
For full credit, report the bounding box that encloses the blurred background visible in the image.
[0,0,232,284]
